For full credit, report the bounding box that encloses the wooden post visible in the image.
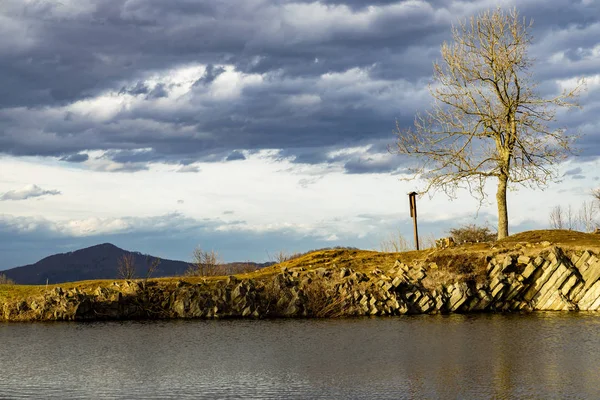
[408,192,419,250]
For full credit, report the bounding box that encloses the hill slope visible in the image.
[1,243,270,285]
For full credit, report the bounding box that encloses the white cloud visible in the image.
[0,184,61,201]
[177,165,201,173]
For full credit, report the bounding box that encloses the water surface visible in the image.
[1,313,600,399]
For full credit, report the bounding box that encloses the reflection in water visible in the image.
[1,313,600,399]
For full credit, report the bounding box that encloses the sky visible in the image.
[1,0,599,268]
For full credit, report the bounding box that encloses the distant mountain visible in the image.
[1,243,272,285]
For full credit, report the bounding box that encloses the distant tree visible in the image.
[0,273,15,285]
[565,205,578,231]
[187,248,224,276]
[117,254,137,280]
[578,201,598,233]
[550,204,579,231]
[394,8,583,240]
[549,205,564,229]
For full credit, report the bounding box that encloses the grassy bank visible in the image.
[2,230,599,308]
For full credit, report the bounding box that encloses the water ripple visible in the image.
[1,314,600,399]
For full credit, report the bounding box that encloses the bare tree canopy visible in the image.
[394,7,583,239]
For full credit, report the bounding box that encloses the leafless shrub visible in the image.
[117,254,137,279]
[187,248,225,276]
[267,250,304,264]
[303,279,348,318]
[380,231,412,252]
[449,224,496,244]
[260,275,348,317]
[144,257,161,281]
[0,273,15,285]
[274,250,292,264]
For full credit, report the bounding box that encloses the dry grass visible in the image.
[380,231,413,253]
[498,229,600,252]
[302,279,348,317]
[2,229,599,305]
[421,251,489,290]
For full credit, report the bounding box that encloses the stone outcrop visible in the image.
[3,246,600,321]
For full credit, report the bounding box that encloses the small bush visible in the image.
[0,273,15,285]
[449,224,496,244]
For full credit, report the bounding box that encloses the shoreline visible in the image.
[2,245,600,322]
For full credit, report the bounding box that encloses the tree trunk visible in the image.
[496,174,509,240]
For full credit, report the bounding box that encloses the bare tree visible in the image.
[549,205,564,229]
[394,8,583,239]
[144,257,161,281]
[578,201,598,233]
[594,188,600,203]
[565,204,578,231]
[187,248,224,277]
[117,254,137,279]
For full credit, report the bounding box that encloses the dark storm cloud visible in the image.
[343,157,403,174]
[225,151,246,161]
[194,64,226,86]
[119,82,151,96]
[146,83,169,99]
[60,153,89,163]
[0,0,599,170]
[279,137,414,174]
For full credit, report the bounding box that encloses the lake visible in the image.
[1,313,600,399]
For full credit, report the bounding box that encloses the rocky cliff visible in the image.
[2,245,600,321]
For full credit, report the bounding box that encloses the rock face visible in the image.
[3,246,600,321]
